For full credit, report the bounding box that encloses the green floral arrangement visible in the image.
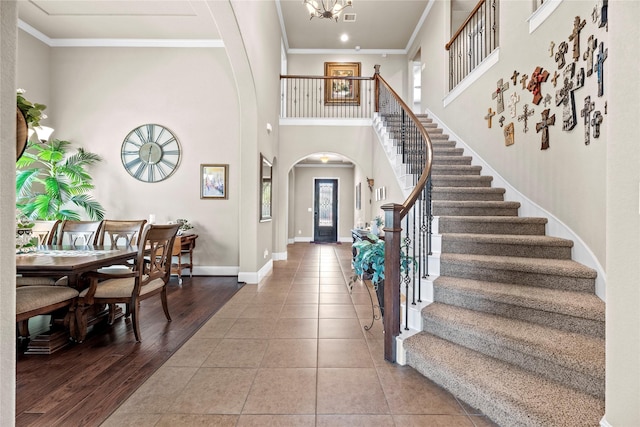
[15,210,38,252]
[16,88,47,128]
[374,215,384,227]
[175,219,193,231]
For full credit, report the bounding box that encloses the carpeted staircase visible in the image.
[384,115,606,427]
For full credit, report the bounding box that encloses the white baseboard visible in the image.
[600,416,612,427]
[238,259,273,284]
[192,266,239,276]
[425,108,606,301]
[273,251,287,261]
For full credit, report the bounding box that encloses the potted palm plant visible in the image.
[16,139,105,221]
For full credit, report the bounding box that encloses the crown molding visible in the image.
[18,19,224,48]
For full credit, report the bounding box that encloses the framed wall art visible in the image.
[324,62,361,105]
[201,164,228,199]
[260,154,273,221]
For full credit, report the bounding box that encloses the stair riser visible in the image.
[432,191,504,201]
[437,220,546,235]
[431,167,482,176]
[434,286,605,339]
[439,261,595,292]
[432,157,472,166]
[441,240,572,259]
[433,206,518,216]
[432,178,492,188]
[421,314,605,398]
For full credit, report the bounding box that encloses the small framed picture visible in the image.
[201,164,228,199]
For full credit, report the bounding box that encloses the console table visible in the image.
[171,233,198,284]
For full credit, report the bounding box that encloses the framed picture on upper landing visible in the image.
[201,164,228,199]
[324,62,361,106]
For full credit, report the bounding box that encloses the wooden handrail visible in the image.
[374,74,434,220]
[280,74,374,81]
[445,0,487,50]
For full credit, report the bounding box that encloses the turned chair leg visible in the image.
[74,304,89,343]
[131,301,141,342]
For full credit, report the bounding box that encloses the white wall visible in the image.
[0,2,18,422]
[413,0,608,269]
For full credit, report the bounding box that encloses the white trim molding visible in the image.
[192,266,240,277]
[238,259,273,284]
[280,118,372,127]
[528,0,564,34]
[600,416,612,427]
[273,251,288,261]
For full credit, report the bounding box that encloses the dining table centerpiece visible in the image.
[15,210,38,253]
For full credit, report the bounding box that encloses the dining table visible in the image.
[16,245,139,353]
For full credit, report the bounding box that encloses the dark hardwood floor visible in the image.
[16,276,243,427]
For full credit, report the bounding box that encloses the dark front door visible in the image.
[314,179,338,243]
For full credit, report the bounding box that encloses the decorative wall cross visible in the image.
[549,41,556,57]
[508,92,520,118]
[536,108,556,150]
[527,66,550,105]
[543,94,552,107]
[504,122,515,146]
[591,111,603,138]
[568,16,586,62]
[591,4,600,23]
[551,71,559,87]
[555,63,585,131]
[511,70,520,86]
[499,116,505,127]
[594,41,608,97]
[580,96,595,145]
[517,104,535,133]
[555,41,568,69]
[599,0,608,28]
[484,108,496,128]
[492,78,509,113]
[519,74,529,90]
[583,35,597,77]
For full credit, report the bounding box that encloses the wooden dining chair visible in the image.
[32,220,61,245]
[75,223,180,342]
[56,220,103,246]
[97,219,147,247]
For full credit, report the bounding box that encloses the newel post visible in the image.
[382,202,402,362]
[374,64,381,113]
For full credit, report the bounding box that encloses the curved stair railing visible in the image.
[374,67,434,362]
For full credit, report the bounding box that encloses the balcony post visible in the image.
[374,64,381,113]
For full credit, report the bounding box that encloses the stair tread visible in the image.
[441,253,597,278]
[432,187,505,193]
[404,333,605,427]
[434,276,605,321]
[432,175,492,181]
[439,215,548,224]
[433,200,520,207]
[422,303,604,377]
[441,233,573,247]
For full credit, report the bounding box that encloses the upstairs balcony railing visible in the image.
[280,73,375,119]
[280,67,433,363]
[446,0,499,90]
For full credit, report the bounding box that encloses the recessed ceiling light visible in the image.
[340,34,349,42]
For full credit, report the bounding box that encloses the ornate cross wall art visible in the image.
[555,41,569,69]
[484,108,496,128]
[584,35,597,77]
[499,116,505,127]
[543,94,552,107]
[492,79,509,113]
[517,104,535,133]
[568,16,587,62]
[527,67,550,105]
[511,70,520,86]
[591,110,603,138]
[549,41,556,57]
[594,41,608,97]
[536,108,556,150]
[580,96,595,145]
[551,71,559,87]
[519,74,529,90]
[504,122,515,146]
[592,4,600,23]
[508,92,520,118]
[599,0,608,28]
[555,62,585,131]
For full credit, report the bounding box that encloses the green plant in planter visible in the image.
[352,233,416,316]
[16,88,47,127]
[16,139,105,221]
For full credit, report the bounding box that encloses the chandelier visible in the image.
[303,0,353,22]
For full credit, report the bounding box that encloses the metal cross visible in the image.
[555,41,568,69]
[580,96,595,145]
[594,41,608,97]
[484,107,496,128]
[527,66,549,105]
[536,108,556,150]
[511,70,520,86]
[491,78,509,114]
[583,35,597,77]
[519,74,529,90]
[508,92,520,119]
[517,104,535,133]
[568,16,586,62]
[591,110,603,138]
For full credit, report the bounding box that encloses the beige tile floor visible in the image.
[103,243,496,427]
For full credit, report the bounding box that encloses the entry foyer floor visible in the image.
[103,243,496,426]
